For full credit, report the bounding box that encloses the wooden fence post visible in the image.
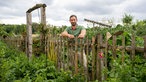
[105,36,108,80]
[122,35,125,63]
[40,6,47,55]
[86,37,89,81]
[57,36,61,70]
[112,35,117,59]
[144,36,146,58]
[75,37,78,74]
[96,34,103,81]
[80,39,83,72]
[66,37,69,70]
[91,36,95,80]
[131,34,135,60]
[62,37,65,70]
[26,12,32,58]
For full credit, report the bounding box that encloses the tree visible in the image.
[122,14,133,25]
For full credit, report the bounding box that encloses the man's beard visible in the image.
[71,22,76,26]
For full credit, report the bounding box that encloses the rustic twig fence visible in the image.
[0,36,25,51]
[1,31,146,81]
[46,32,146,81]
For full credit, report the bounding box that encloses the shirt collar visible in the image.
[71,25,78,30]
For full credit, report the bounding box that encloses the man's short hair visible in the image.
[69,15,77,20]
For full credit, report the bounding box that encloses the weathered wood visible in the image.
[96,34,100,81]
[60,36,63,68]
[26,4,47,59]
[109,45,144,52]
[86,38,89,81]
[80,39,83,69]
[64,37,69,70]
[26,4,46,13]
[41,7,46,26]
[131,34,135,60]
[75,37,78,74]
[112,35,117,59]
[144,36,146,58]
[91,37,95,80]
[70,38,74,72]
[122,35,125,63]
[40,7,47,54]
[104,33,108,80]
[96,34,103,81]
[84,18,112,28]
[26,13,32,58]
[61,37,65,69]
[113,31,123,36]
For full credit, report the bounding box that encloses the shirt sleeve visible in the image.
[80,26,85,30]
[65,27,70,33]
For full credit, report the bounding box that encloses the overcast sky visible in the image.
[0,0,146,27]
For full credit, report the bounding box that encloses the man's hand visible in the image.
[78,34,84,39]
[68,34,75,39]
[78,29,86,39]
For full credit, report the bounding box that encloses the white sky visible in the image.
[0,0,146,27]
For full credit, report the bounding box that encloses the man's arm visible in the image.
[61,31,75,38]
[78,29,86,38]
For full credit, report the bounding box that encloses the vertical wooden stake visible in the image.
[144,36,146,59]
[112,35,116,59]
[131,34,135,60]
[75,37,78,74]
[122,35,125,63]
[26,13,32,59]
[91,36,95,80]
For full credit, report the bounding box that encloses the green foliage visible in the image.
[0,24,26,37]
[0,25,9,37]
[135,20,146,37]
[1,14,146,82]
[122,14,133,25]
[0,41,85,82]
[106,52,146,82]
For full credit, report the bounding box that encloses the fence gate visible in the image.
[26,4,47,59]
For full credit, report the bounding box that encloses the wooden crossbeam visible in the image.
[84,18,112,28]
[26,4,46,13]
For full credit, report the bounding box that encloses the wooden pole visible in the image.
[122,35,125,63]
[144,36,146,58]
[86,38,89,81]
[75,37,78,74]
[26,13,32,58]
[91,37,95,80]
[112,35,117,59]
[26,4,46,13]
[131,34,135,60]
[41,7,46,26]
[84,18,112,28]
[40,6,47,55]
[96,34,103,81]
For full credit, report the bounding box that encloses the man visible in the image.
[61,15,87,71]
[61,15,86,39]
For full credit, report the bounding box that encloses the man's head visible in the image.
[69,15,77,26]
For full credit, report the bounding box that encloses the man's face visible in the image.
[70,16,77,26]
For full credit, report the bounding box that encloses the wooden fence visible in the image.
[0,36,25,52]
[45,32,146,81]
[1,31,146,81]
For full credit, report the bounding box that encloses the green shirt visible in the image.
[65,25,85,37]
[65,26,85,48]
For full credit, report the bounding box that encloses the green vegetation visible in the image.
[0,41,85,82]
[0,14,146,81]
